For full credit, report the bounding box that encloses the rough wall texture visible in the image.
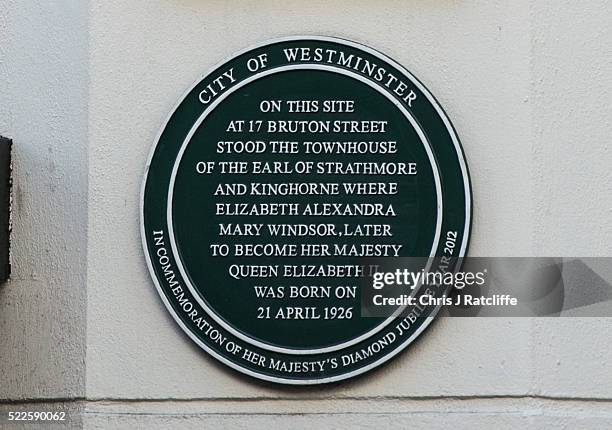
[1,0,612,428]
[530,0,612,401]
[0,0,88,400]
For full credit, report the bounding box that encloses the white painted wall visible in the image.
[1,0,611,428]
[0,0,88,400]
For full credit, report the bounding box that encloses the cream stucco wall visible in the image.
[0,0,88,402]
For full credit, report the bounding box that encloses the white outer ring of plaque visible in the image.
[141,35,473,384]
[166,64,443,355]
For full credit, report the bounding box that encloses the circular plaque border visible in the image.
[141,36,473,384]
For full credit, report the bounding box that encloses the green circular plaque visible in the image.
[141,36,471,384]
